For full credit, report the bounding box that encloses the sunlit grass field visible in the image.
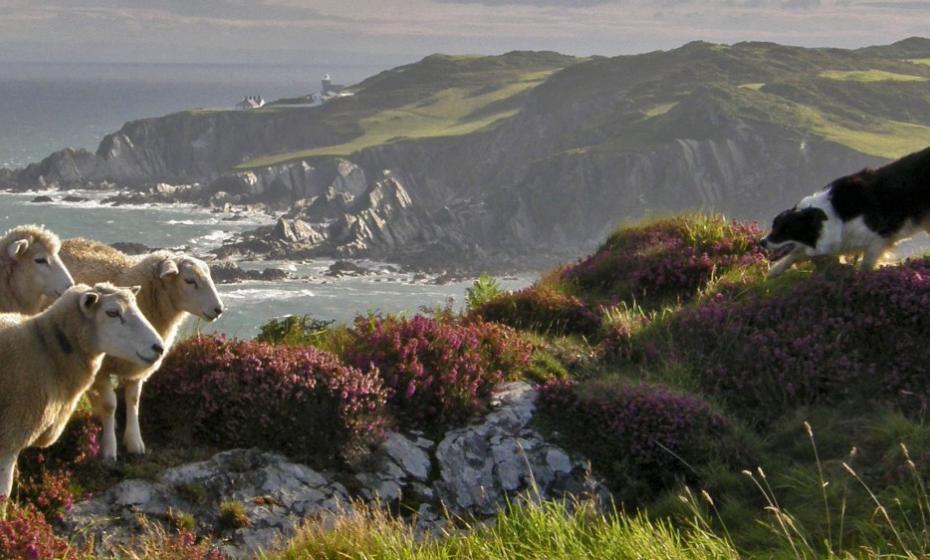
[237,70,552,169]
[818,69,928,82]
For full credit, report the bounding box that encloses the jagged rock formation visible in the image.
[64,382,605,558]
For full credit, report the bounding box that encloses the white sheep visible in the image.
[0,283,164,512]
[60,239,224,460]
[0,225,74,313]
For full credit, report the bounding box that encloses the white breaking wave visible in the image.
[220,288,316,300]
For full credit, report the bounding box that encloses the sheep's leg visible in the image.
[89,376,119,461]
[0,452,16,517]
[123,379,146,456]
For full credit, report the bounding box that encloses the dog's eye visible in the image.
[106,310,120,319]
[34,258,48,265]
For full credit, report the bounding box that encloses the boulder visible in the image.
[272,217,324,245]
[65,449,349,559]
[326,260,371,277]
[434,382,609,516]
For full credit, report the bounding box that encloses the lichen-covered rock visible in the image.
[65,449,348,559]
[434,382,608,516]
[64,383,607,556]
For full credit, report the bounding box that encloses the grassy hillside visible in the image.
[235,52,575,169]
[230,38,930,169]
[241,69,554,166]
[465,213,930,557]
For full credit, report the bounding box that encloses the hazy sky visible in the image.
[1,0,928,66]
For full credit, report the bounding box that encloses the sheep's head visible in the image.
[76,283,165,367]
[158,255,224,321]
[2,225,74,311]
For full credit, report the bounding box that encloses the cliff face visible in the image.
[9,41,930,267]
[17,108,357,186]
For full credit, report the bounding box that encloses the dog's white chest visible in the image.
[839,217,882,251]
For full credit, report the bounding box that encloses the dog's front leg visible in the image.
[859,243,888,271]
[768,250,803,278]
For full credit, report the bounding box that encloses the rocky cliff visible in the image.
[8,41,930,268]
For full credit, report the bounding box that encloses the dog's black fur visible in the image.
[762,146,930,276]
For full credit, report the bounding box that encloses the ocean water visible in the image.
[0,61,383,168]
[0,190,533,337]
[0,61,535,336]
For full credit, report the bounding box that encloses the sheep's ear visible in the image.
[6,239,29,261]
[79,292,99,316]
[158,259,179,278]
[129,285,142,296]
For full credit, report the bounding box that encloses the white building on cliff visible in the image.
[310,74,353,107]
[236,95,266,110]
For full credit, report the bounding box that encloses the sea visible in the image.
[0,61,534,337]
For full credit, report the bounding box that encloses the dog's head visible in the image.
[760,206,828,252]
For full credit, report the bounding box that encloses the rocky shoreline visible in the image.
[11,184,559,278]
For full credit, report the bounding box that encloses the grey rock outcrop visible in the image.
[64,383,605,557]
[66,449,349,559]
[350,381,607,514]
[434,382,608,516]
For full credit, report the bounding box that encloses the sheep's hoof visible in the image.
[124,441,146,457]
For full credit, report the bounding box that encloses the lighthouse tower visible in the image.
[322,74,333,93]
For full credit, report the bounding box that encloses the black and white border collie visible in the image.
[761,147,930,278]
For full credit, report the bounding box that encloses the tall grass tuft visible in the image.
[265,499,740,560]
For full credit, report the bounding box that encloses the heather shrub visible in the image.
[15,470,78,523]
[472,284,602,336]
[14,411,100,521]
[19,410,101,477]
[560,214,767,307]
[0,502,81,560]
[343,315,533,429]
[662,258,930,420]
[538,379,730,502]
[142,335,389,468]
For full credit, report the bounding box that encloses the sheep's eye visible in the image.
[34,258,48,265]
[106,310,120,319]
[185,279,198,288]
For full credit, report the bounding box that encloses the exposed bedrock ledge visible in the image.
[64,382,607,559]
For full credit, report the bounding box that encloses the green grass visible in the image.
[732,84,930,159]
[818,69,928,83]
[907,58,930,67]
[265,500,740,560]
[237,70,554,169]
[793,103,930,159]
[737,82,765,90]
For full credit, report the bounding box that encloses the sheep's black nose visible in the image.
[152,344,165,356]
[214,307,224,317]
